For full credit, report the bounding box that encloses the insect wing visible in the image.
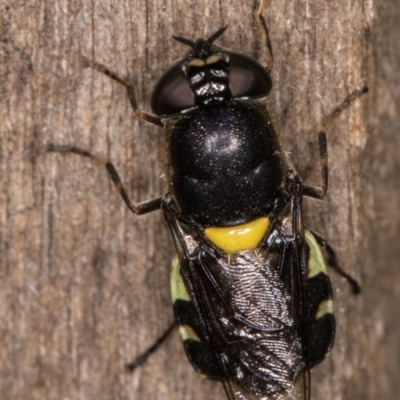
[165,198,314,400]
[230,378,307,400]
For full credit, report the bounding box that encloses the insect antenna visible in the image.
[172,25,228,48]
[207,25,228,43]
[172,35,195,47]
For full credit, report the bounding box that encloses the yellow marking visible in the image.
[187,58,205,67]
[179,324,201,342]
[204,217,270,254]
[170,256,190,303]
[315,300,333,319]
[324,351,331,359]
[305,230,328,278]
[206,55,223,64]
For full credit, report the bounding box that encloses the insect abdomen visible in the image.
[169,227,335,393]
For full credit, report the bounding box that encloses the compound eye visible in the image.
[151,63,195,116]
[229,53,272,98]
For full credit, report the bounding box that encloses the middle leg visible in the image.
[303,86,368,200]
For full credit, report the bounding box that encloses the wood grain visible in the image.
[1,0,399,399]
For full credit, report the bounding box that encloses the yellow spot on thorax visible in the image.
[204,217,270,254]
[206,55,223,64]
[187,55,223,67]
[187,58,205,67]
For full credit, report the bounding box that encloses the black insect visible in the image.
[48,4,366,400]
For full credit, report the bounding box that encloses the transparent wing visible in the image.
[163,196,312,400]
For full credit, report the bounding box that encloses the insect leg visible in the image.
[256,0,274,73]
[303,132,328,200]
[321,86,368,134]
[303,86,368,200]
[126,322,176,371]
[82,58,163,127]
[47,145,162,216]
[309,228,361,294]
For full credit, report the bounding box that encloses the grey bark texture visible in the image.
[1,0,399,399]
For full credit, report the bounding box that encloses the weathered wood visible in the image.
[1,0,399,399]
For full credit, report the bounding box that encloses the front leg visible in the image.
[48,145,162,216]
[82,58,163,127]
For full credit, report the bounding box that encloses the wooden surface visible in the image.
[1,0,399,399]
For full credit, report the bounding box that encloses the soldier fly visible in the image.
[48,1,366,398]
